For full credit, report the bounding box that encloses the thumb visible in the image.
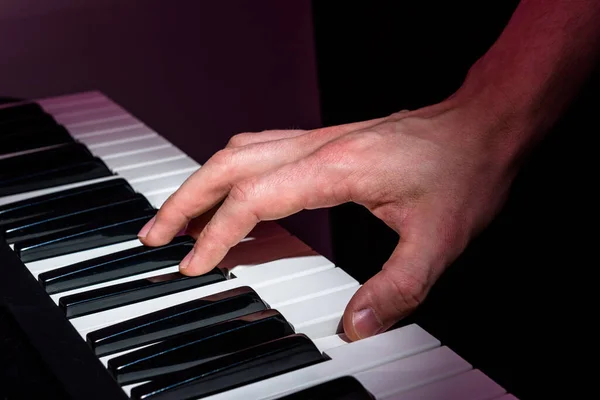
[342,240,436,341]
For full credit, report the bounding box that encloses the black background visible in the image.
[312,1,596,399]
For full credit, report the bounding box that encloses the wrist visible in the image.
[446,71,549,171]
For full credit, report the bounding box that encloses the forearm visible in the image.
[451,0,600,163]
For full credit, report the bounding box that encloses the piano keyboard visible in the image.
[0,91,518,400]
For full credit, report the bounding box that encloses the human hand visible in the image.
[137,98,521,341]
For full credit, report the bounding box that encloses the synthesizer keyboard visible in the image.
[0,91,518,400]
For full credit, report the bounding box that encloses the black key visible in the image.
[130,334,326,400]
[0,102,46,124]
[14,201,156,263]
[87,286,268,357]
[1,124,74,156]
[1,183,139,241]
[0,113,58,137]
[59,269,227,318]
[0,142,94,181]
[0,178,136,229]
[0,143,112,197]
[39,235,194,295]
[0,159,113,198]
[5,194,150,244]
[274,376,376,400]
[108,309,294,385]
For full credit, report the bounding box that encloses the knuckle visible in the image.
[229,179,259,204]
[210,148,237,168]
[319,131,384,163]
[226,132,252,148]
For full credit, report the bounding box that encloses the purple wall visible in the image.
[0,0,332,259]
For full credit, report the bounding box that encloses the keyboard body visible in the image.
[0,91,518,400]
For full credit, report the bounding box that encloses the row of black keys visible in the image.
[1,102,376,399]
[0,178,155,262]
[0,101,114,197]
[0,101,76,156]
[84,285,374,400]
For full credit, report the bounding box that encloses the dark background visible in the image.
[315,2,595,400]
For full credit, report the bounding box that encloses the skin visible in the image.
[138,0,600,341]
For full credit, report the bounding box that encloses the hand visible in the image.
[137,98,520,341]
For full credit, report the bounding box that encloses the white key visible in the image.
[131,170,194,195]
[493,395,519,400]
[67,116,144,137]
[79,127,157,149]
[91,136,174,159]
[153,324,440,400]
[50,99,115,118]
[99,343,155,367]
[145,191,173,208]
[354,346,471,399]
[73,254,336,336]
[38,91,108,111]
[276,285,358,339]
[53,106,127,126]
[383,369,506,400]
[312,333,351,353]
[117,156,199,183]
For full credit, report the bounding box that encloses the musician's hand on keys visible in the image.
[137,96,523,341]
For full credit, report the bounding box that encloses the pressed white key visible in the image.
[355,346,471,399]
[117,156,199,182]
[92,136,174,159]
[73,254,335,335]
[131,170,194,195]
[384,369,506,400]
[49,231,308,304]
[277,286,358,339]
[156,324,440,400]
[79,126,156,148]
[67,116,144,137]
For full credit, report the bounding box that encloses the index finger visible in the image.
[179,153,352,275]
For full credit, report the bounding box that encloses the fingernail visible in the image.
[137,216,156,238]
[179,248,195,270]
[352,308,383,339]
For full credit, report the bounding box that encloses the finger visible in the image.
[180,202,220,238]
[139,116,394,247]
[342,239,434,341]
[178,152,355,275]
[138,135,325,246]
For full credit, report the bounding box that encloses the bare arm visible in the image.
[138,0,600,341]
[453,0,600,164]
